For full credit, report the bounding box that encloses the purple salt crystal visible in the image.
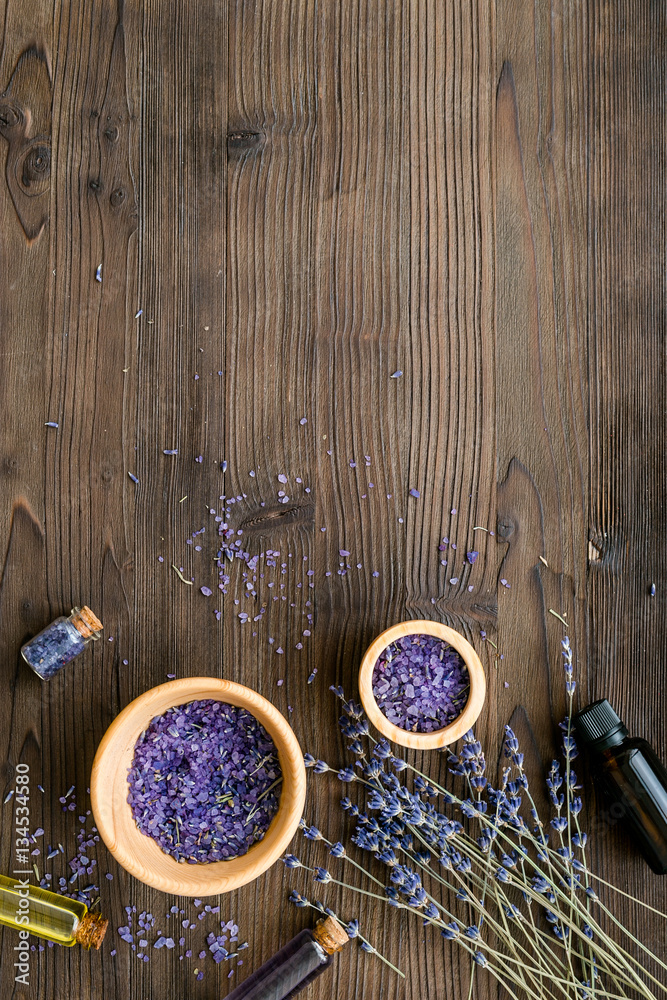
[22,619,88,680]
[409,488,420,498]
[200,586,213,597]
[127,700,282,863]
[372,633,469,734]
[467,551,479,564]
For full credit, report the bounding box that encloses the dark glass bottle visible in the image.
[225,916,349,1000]
[574,699,667,874]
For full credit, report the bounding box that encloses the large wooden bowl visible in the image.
[358,620,486,750]
[90,677,307,896]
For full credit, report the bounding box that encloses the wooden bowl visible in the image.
[358,620,486,750]
[90,677,306,896]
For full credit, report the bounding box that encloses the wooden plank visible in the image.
[496,0,590,762]
[0,0,54,995]
[585,0,667,973]
[222,0,321,986]
[310,2,496,996]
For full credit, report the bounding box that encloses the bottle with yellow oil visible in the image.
[0,875,108,948]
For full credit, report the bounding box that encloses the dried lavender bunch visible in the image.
[284,638,667,1000]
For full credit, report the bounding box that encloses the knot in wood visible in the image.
[0,99,22,131]
[104,124,119,142]
[496,517,515,540]
[227,130,263,152]
[19,140,51,196]
[110,186,126,207]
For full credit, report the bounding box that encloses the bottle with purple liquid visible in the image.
[225,916,349,1000]
[21,606,103,680]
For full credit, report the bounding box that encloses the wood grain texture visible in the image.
[0,0,664,998]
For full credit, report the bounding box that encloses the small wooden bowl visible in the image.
[91,678,306,896]
[358,620,486,750]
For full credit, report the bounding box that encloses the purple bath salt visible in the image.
[21,607,103,680]
[127,700,282,863]
[372,634,469,733]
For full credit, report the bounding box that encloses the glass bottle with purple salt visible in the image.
[224,916,349,1000]
[21,607,103,680]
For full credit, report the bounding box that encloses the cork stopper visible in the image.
[75,911,109,949]
[312,915,349,955]
[70,606,103,640]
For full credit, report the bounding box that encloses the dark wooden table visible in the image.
[1,1,665,998]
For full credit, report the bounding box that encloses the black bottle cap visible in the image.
[574,699,629,751]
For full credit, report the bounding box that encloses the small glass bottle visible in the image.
[225,916,349,1000]
[0,874,108,947]
[21,607,103,680]
[574,699,667,874]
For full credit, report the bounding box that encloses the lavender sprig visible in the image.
[285,664,667,1000]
